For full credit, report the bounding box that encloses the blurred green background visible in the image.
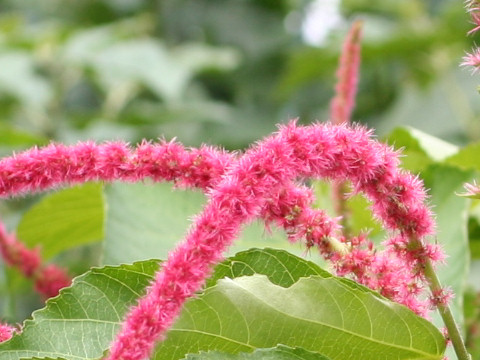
[0,0,479,152]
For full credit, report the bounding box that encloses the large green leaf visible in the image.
[0,260,160,360]
[183,345,331,360]
[384,127,458,172]
[0,250,444,360]
[445,142,480,171]
[155,275,445,360]
[102,182,206,265]
[0,127,45,147]
[17,183,104,260]
[206,248,331,288]
[312,181,383,241]
[102,182,303,266]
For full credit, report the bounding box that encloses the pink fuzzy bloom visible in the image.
[461,48,480,72]
[333,234,431,316]
[106,121,436,360]
[0,141,232,197]
[34,264,71,299]
[0,223,41,277]
[0,322,15,343]
[0,223,70,298]
[430,287,454,308]
[330,20,363,125]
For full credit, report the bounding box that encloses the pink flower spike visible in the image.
[0,322,15,343]
[0,222,71,298]
[330,20,363,125]
[106,121,436,360]
[430,287,454,308]
[34,264,71,299]
[0,224,41,277]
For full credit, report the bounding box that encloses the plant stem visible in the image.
[423,258,471,360]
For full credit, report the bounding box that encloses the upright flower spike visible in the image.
[330,20,363,125]
[329,20,363,233]
[106,122,436,360]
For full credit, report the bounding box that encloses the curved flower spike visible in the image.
[106,121,435,360]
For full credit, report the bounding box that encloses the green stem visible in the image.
[423,258,471,360]
[333,181,352,237]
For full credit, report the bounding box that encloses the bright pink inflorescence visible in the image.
[0,121,444,359]
[330,20,362,125]
[0,322,15,343]
[0,223,70,299]
[463,1,480,71]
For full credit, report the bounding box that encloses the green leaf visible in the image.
[102,182,206,265]
[422,165,473,358]
[0,250,444,360]
[102,182,304,266]
[384,127,433,172]
[0,260,160,360]
[155,275,445,360]
[384,127,458,172]
[445,142,480,171]
[206,248,331,288]
[0,124,47,148]
[22,358,68,360]
[312,181,383,240]
[183,345,332,360]
[17,183,105,260]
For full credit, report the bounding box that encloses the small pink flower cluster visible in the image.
[462,1,480,70]
[0,223,70,299]
[458,180,480,198]
[0,323,15,343]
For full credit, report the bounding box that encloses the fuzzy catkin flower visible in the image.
[0,223,41,277]
[0,223,70,298]
[0,322,14,343]
[329,20,363,235]
[34,264,71,299]
[330,20,363,125]
[0,142,232,197]
[106,121,436,360]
